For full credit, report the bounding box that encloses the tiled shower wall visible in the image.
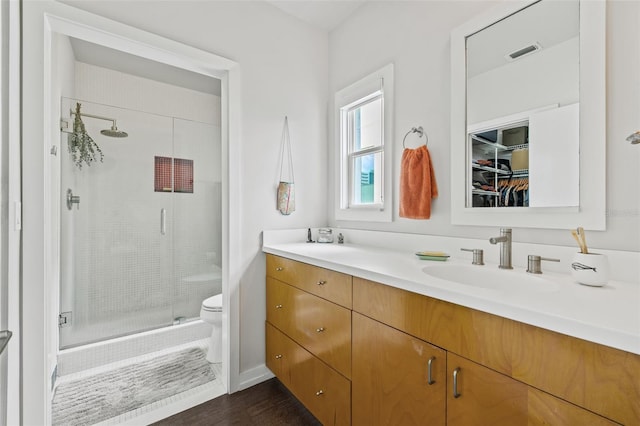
[59,63,221,348]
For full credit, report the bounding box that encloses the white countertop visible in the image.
[263,240,640,356]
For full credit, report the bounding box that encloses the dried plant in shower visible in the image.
[68,102,104,169]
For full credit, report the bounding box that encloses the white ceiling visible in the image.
[266,0,367,31]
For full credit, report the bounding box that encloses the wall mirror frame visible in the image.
[450,0,606,230]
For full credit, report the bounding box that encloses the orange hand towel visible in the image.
[399,145,438,219]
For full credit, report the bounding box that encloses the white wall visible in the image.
[61,0,329,376]
[329,0,640,252]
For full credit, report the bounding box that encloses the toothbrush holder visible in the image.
[571,252,609,287]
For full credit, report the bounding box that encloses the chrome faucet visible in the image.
[489,228,513,269]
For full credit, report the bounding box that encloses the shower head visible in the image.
[68,107,129,138]
[101,124,128,138]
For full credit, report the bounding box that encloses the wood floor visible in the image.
[153,378,322,425]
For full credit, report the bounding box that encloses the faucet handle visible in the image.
[461,248,484,265]
[527,255,560,274]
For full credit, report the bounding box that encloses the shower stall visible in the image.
[58,97,222,353]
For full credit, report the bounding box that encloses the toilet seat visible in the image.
[202,294,222,313]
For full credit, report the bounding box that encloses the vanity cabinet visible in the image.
[265,255,639,425]
[352,312,446,426]
[265,255,352,425]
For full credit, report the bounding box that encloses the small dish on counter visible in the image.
[415,251,450,261]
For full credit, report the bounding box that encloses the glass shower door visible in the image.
[171,118,222,320]
[59,99,175,348]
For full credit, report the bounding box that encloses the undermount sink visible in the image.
[422,264,559,293]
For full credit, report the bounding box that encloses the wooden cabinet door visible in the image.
[447,352,527,426]
[511,321,639,425]
[447,352,618,426]
[352,312,446,426]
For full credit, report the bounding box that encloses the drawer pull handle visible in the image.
[275,354,282,359]
[427,356,436,385]
[317,280,326,285]
[275,267,284,271]
[316,390,324,396]
[275,304,283,309]
[316,327,325,333]
[453,367,461,398]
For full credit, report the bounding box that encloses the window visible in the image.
[335,64,393,222]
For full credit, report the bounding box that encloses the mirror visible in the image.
[450,0,606,230]
[467,0,579,209]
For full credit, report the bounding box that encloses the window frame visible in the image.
[335,64,394,222]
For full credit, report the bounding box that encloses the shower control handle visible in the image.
[66,189,80,210]
[160,208,166,235]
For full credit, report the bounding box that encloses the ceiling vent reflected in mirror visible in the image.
[505,42,542,61]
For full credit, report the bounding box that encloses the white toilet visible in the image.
[200,293,223,363]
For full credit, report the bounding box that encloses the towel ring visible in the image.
[402,126,428,148]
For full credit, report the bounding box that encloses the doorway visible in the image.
[21,3,241,424]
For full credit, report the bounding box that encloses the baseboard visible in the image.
[237,363,275,392]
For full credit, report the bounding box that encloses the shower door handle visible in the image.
[160,208,166,235]
[66,189,80,210]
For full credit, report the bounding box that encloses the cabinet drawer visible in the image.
[267,277,352,379]
[353,277,490,364]
[266,321,295,386]
[267,254,352,308]
[266,321,351,426]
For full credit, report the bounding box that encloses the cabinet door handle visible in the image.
[316,280,326,285]
[275,267,284,271]
[316,327,325,333]
[315,390,324,396]
[275,304,283,309]
[453,367,461,398]
[427,356,436,385]
[275,354,282,359]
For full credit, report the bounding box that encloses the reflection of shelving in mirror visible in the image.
[472,163,512,175]
[471,133,507,153]
[468,120,529,208]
